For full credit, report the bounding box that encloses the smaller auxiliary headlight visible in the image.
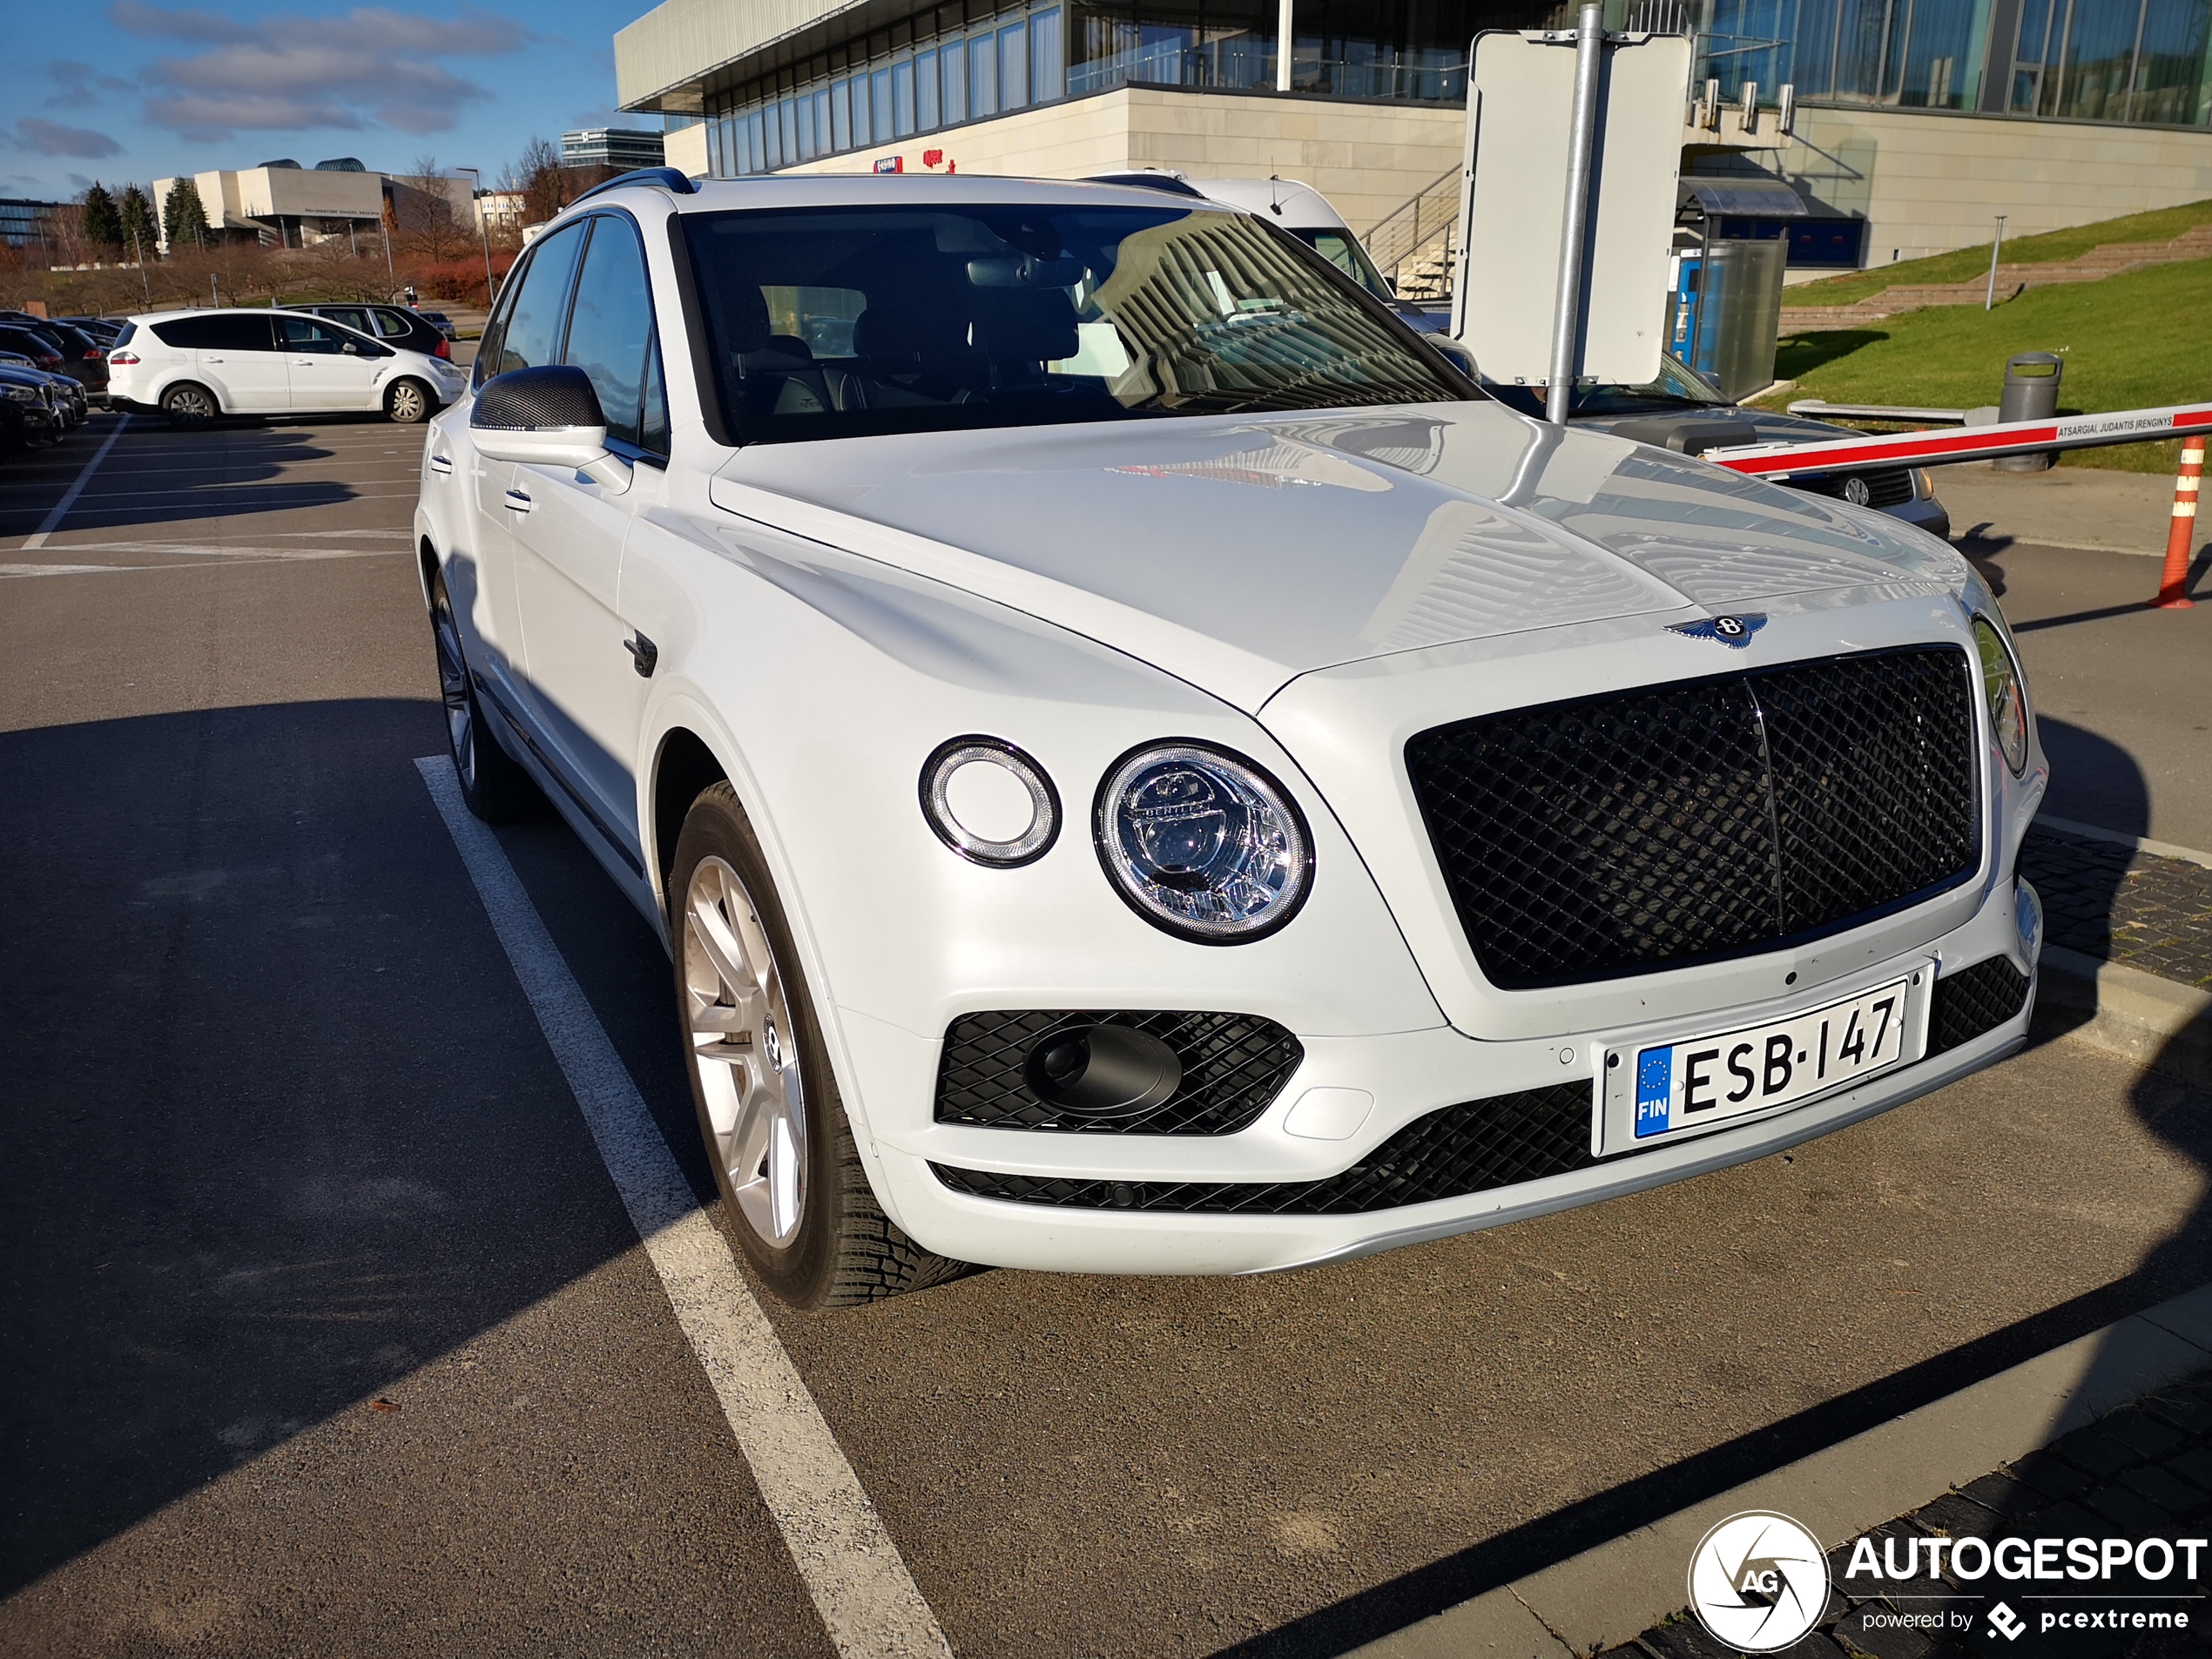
[1972,617,2030,777]
[1094,741,1312,944]
[919,736,1059,867]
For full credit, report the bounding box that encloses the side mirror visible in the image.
[472,364,609,468]
[472,364,631,492]
[342,341,358,354]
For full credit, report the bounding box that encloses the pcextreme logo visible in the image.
[1687,1511,1831,1652]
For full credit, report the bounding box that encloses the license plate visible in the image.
[1625,974,1918,1143]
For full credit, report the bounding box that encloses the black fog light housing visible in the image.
[1022,1024,1183,1118]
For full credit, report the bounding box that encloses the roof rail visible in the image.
[570,166,699,206]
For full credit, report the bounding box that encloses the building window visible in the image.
[1033,8,1066,98]
[894,57,918,134]
[970,31,999,116]
[1697,0,2212,126]
[918,45,941,127]
[1001,17,1030,107]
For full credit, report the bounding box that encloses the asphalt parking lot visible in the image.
[3,414,2209,1657]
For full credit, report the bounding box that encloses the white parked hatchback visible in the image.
[107,307,468,426]
[416,169,2045,1312]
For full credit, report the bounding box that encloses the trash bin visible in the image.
[1997,351,2063,472]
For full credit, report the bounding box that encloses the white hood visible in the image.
[709,400,1962,712]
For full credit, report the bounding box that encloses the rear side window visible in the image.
[562,215,659,449]
[494,221,587,377]
[370,308,417,339]
[151,314,273,351]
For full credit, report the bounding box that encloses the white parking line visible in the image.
[19,415,131,550]
[414,757,954,1659]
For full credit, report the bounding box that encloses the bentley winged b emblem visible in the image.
[1668,613,1767,648]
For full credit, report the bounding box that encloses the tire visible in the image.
[427,564,541,822]
[160,381,219,428]
[670,782,971,1311]
[385,378,433,424]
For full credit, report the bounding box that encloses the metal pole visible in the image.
[1276,0,1293,91]
[1984,213,2006,309]
[1546,0,1606,425]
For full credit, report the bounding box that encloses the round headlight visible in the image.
[1973,616,2029,776]
[920,737,1059,867]
[1094,742,1312,944]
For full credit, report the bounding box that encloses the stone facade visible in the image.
[1775,105,2212,266]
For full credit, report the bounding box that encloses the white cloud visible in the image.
[114,0,531,141]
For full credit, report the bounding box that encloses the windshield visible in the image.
[1483,353,1731,418]
[680,203,1473,444]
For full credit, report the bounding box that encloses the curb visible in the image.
[2040,946,2211,1091]
[1350,1283,2212,1659]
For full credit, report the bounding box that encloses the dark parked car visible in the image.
[414,308,459,341]
[57,314,127,345]
[1481,353,1952,542]
[285,303,452,360]
[0,319,110,400]
[0,364,63,453]
[0,325,65,374]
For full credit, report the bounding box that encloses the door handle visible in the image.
[428,454,454,475]
[624,631,658,678]
[503,488,532,513]
[203,354,226,363]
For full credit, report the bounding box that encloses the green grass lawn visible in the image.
[1782,198,2212,308]
[1752,255,2212,473]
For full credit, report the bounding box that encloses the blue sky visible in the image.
[2,0,651,201]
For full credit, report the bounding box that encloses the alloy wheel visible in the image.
[165,387,213,424]
[428,581,475,790]
[388,381,427,422]
[683,855,807,1249]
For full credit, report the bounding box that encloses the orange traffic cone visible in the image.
[2153,439,2202,609]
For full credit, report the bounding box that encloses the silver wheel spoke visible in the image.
[682,853,807,1250]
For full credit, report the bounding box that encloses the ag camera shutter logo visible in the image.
[1687,1511,1831,1651]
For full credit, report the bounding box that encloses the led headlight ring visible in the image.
[1093,739,1314,945]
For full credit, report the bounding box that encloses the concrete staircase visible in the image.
[1777,221,2212,334]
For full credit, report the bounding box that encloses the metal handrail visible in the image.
[1365,166,1462,296]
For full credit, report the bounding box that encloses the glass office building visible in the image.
[1692,0,2210,124]
[701,0,2212,175]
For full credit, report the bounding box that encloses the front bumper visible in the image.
[860,877,2038,1276]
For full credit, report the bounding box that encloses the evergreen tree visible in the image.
[162,176,210,253]
[82,182,121,253]
[118,185,159,260]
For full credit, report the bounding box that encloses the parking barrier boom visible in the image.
[1704,401,2212,479]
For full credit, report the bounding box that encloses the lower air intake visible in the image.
[1926,955,2032,1055]
[935,1010,1302,1136]
[932,1081,1595,1213]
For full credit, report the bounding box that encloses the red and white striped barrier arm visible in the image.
[1705,401,2212,479]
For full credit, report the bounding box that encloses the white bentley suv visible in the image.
[415,169,2045,1311]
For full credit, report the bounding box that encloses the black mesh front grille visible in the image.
[1926,955,2032,1055]
[1795,469,1916,509]
[1406,647,1979,989]
[932,1082,1595,1212]
[935,1010,1304,1136]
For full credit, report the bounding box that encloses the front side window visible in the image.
[561,215,660,449]
[682,202,1472,446]
[494,219,588,377]
[277,316,347,354]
